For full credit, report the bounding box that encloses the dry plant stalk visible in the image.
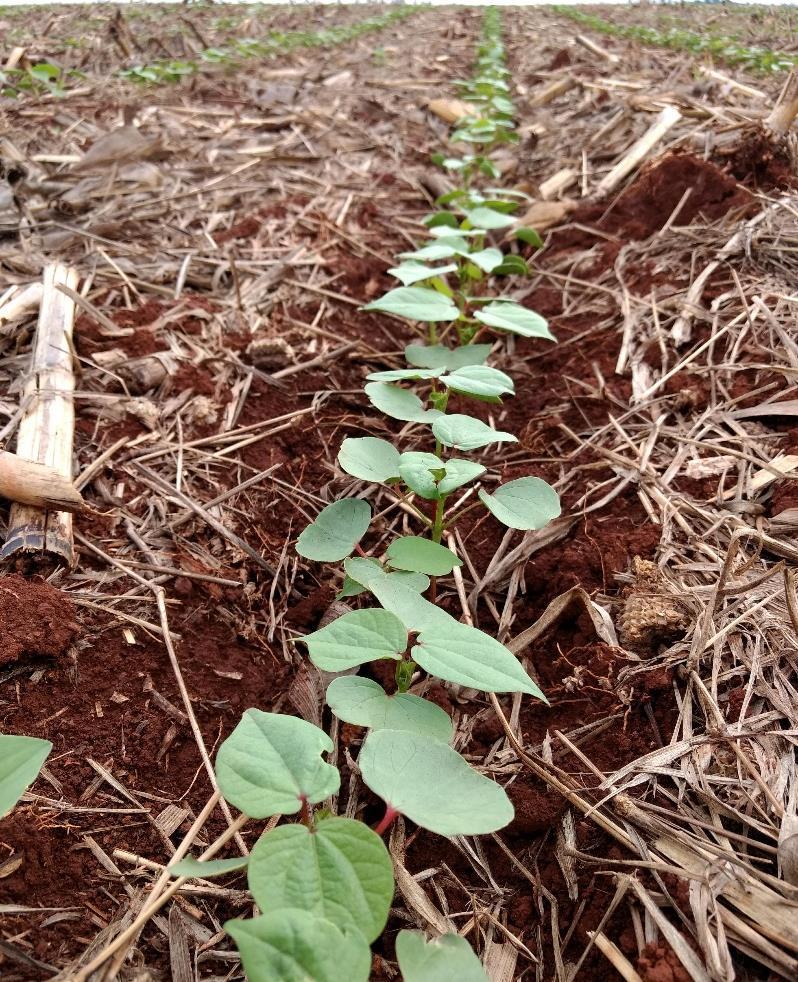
[0,451,83,513]
[765,69,798,139]
[2,264,79,564]
[597,105,682,195]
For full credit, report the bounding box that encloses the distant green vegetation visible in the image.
[555,6,796,74]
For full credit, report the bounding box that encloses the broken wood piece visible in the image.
[529,74,576,109]
[596,105,682,196]
[539,167,578,201]
[765,69,798,140]
[574,34,620,65]
[2,263,79,565]
[425,98,472,124]
[0,451,83,513]
[697,66,766,101]
[4,47,26,71]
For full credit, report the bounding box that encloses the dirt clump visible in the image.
[0,575,79,669]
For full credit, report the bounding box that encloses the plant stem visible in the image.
[374,804,399,837]
[432,495,446,544]
[299,796,312,829]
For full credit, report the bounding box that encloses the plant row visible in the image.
[0,8,558,981]
[0,8,419,97]
[555,5,798,75]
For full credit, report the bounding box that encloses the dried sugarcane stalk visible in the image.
[529,74,576,109]
[2,264,79,565]
[765,69,798,140]
[596,105,682,196]
[0,451,83,512]
[574,34,620,65]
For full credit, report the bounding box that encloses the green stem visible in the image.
[432,495,446,544]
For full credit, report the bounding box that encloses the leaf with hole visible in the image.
[440,365,514,403]
[326,677,453,742]
[0,735,51,817]
[413,622,545,698]
[432,414,516,451]
[215,710,339,818]
[301,608,407,672]
[338,437,400,484]
[225,909,370,982]
[474,301,554,340]
[363,287,458,322]
[396,931,488,982]
[169,856,249,878]
[247,817,393,942]
[386,536,462,576]
[359,729,514,836]
[296,499,371,562]
[365,383,440,424]
[478,476,561,530]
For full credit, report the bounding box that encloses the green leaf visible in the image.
[301,608,407,672]
[398,451,445,500]
[340,560,429,597]
[326,677,453,742]
[343,559,453,632]
[437,459,486,494]
[363,286,458,322]
[359,729,514,835]
[247,817,393,943]
[0,735,51,817]
[413,622,545,698]
[493,254,529,276]
[396,931,488,982]
[466,248,504,273]
[366,368,443,382]
[474,301,554,340]
[478,477,561,531]
[405,343,492,371]
[226,910,370,982]
[388,262,458,286]
[169,856,249,878]
[386,536,462,575]
[296,499,371,562]
[338,438,400,483]
[440,365,514,403]
[365,382,441,424]
[516,226,544,248]
[463,206,516,230]
[423,210,460,228]
[215,710,339,818]
[432,414,517,451]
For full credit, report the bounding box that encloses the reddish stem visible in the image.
[374,805,399,837]
[355,544,368,557]
[299,796,311,828]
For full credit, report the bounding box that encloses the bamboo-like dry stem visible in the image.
[2,263,79,565]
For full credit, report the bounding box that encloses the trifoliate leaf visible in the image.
[326,677,453,743]
[215,710,339,818]
[386,536,462,576]
[432,414,516,451]
[247,817,393,943]
[301,608,407,672]
[363,286,458,322]
[359,729,514,835]
[338,437,400,483]
[478,477,561,531]
[296,499,371,562]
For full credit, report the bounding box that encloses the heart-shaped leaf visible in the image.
[296,499,371,562]
[440,365,514,403]
[363,286,458,322]
[225,910,370,982]
[359,729,514,835]
[216,710,339,818]
[301,608,407,672]
[432,414,517,451]
[339,559,429,598]
[365,383,440,423]
[474,301,554,340]
[413,622,546,699]
[169,856,249,878]
[396,931,488,982]
[479,477,561,530]
[405,343,492,371]
[247,817,393,943]
[344,559,452,632]
[388,262,458,286]
[0,735,51,817]
[386,536,462,575]
[338,437,401,483]
[326,677,453,742]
